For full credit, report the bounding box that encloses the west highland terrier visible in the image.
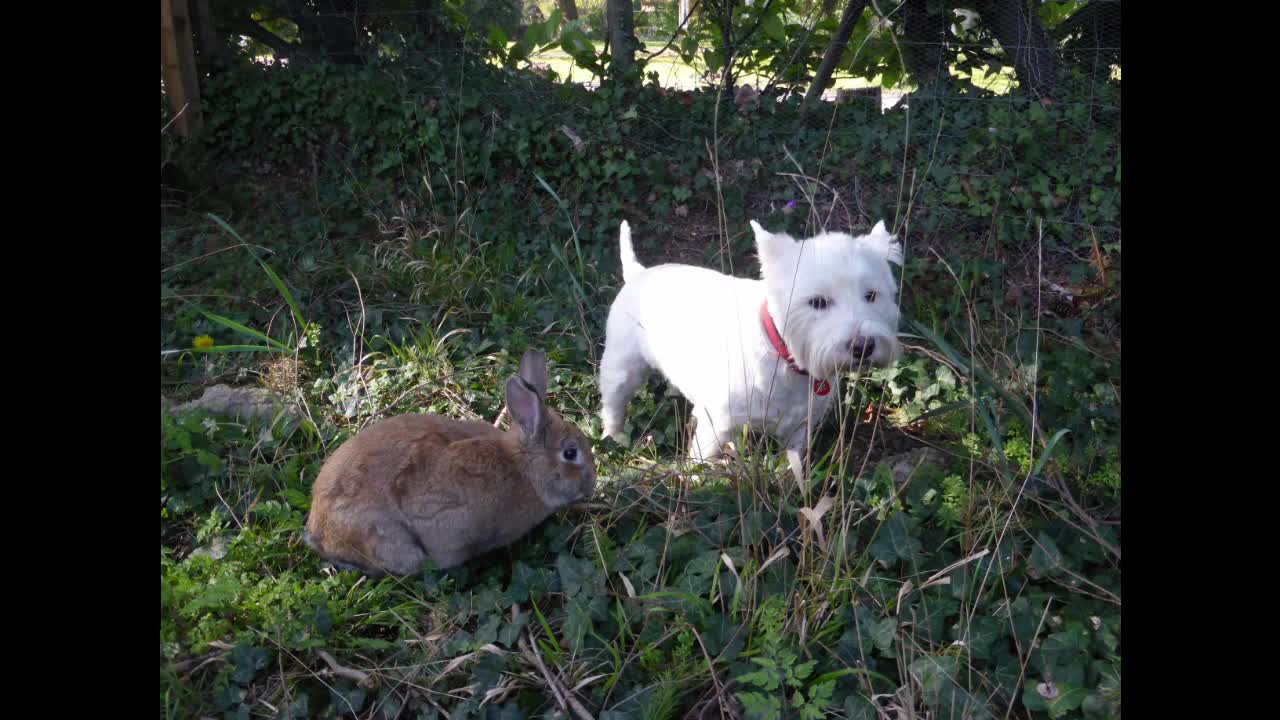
[599,219,904,479]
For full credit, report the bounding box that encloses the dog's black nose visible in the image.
[850,338,876,360]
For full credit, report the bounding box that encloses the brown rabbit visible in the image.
[303,350,596,576]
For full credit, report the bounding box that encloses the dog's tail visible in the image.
[619,220,644,284]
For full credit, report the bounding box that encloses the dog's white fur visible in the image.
[599,219,903,479]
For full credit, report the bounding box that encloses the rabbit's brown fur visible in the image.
[304,350,596,576]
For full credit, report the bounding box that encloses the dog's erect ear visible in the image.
[751,220,795,275]
[857,220,904,266]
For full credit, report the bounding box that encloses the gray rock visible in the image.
[189,535,229,561]
[163,384,299,423]
[883,446,948,488]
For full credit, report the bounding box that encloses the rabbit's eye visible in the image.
[562,447,578,462]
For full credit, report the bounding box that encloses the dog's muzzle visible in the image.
[849,338,876,361]
[845,335,896,368]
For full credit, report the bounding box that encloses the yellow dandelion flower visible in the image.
[194,335,215,350]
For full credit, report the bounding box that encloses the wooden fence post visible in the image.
[161,0,204,136]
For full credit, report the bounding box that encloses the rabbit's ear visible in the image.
[506,376,545,440]
[518,349,548,399]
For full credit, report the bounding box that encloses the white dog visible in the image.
[599,219,903,480]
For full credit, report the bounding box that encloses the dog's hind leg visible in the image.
[599,340,649,441]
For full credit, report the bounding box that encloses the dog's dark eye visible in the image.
[562,447,578,462]
[808,297,830,310]
[864,290,878,303]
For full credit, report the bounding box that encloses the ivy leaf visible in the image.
[1023,679,1088,719]
[279,693,309,719]
[329,683,367,715]
[843,694,878,720]
[953,615,1001,661]
[557,554,587,597]
[488,703,526,720]
[230,644,270,685]
[508,561,548,603]
[474,612,502,647]
[871,615,897,655]
[213,685,246,711]
[675,550,720,596]
[697,612,745,661]
[869,512,922,567]
[910,655,992,720]
[562,597,592,651]
[498,612,529,648]
[1028,532,1064,576]
[310,601,333,635]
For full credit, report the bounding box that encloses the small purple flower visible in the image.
[785,200,797,209]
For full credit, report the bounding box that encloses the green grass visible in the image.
[162,214,1120,719]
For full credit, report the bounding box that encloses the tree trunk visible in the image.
[607,0,637,76]
[900,0,951,94]
[717,0,737,92]
[802,0,868,113]
[190,0,223,72]
[979,0,1057,101]
[558,0,580,22]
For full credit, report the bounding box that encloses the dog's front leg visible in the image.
[688,406,734,465]
[785,448,806,483]
[781,423,812,484]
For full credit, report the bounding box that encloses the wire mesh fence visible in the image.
[163,0,1121,262]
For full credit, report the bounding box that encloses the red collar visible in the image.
[760,302,831,396]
